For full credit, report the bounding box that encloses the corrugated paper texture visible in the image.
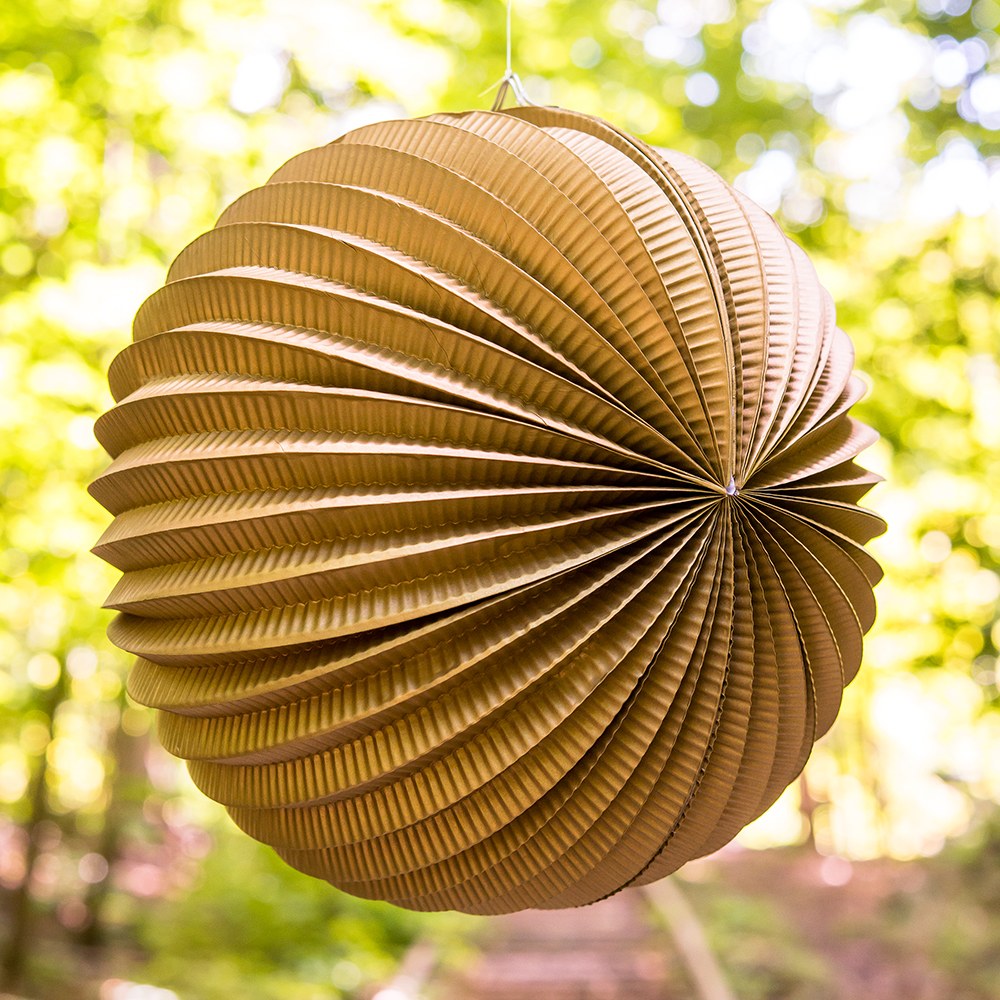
[90,107,886,914]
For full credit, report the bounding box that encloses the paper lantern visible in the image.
[91,106,885,914]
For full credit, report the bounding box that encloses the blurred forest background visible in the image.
[2,0,1000,997]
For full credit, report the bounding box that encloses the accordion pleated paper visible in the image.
[91,107,885,914]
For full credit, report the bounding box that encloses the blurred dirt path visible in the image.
[386,848,953,1000]
[434,890,678,1000]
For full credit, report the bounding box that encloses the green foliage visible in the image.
[727,939,834,999]
[687,884,836,1000]
[925,815,1000,997]
[2,0,1000,996]
[133,824,439,1000]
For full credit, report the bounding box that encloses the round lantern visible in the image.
[90,107,885,914]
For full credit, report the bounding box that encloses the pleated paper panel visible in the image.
[91,107,885,914]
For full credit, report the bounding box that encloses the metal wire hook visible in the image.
[490,0,536,110]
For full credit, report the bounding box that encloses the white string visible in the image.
[491,0,534,110]
[506,0,513,77]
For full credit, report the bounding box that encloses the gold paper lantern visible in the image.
[91,107,885,914]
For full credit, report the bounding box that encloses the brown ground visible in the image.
[427,848,964,1000]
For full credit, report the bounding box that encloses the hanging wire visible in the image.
[490,0,535,110]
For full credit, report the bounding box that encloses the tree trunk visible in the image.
[76,694,147,949]
[1,663,68,990]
